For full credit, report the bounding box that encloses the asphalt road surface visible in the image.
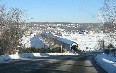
[0,54,107,73]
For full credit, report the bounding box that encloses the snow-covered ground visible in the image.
[20,31,116,52]
[48,52,78,55]
[0,53,78,63]
[41,31,116,52]
[61,32,116,51]
[95,53,116,73]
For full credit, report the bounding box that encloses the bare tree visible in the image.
[98,0,116,49]
[100,0,116,32]
[0,5,27,54]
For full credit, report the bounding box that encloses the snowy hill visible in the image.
[61,32,116,51]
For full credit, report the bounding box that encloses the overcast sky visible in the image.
[0,0,104,23]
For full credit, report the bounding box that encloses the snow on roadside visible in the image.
[48,53,78,55]
[0,53,78,63]
[20,53,49,58]
[95,53,116,73]
[0,53,49,63]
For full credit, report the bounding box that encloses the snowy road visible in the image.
[0,54,107,73]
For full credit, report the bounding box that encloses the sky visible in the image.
[0,0,104,23]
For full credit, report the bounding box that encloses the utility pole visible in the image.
[103,40,104,50]
[61,44,62,53]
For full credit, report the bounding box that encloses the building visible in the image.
[41,32,78,52]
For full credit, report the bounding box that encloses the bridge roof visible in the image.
[42,32,75,45]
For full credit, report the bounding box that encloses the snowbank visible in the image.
[95,53,116,73]
[0,53,78,63]
[0,53,49,63]
[9,54,20,59]
[0,54,19,62]
[20,53,49,58]
[48,53,78,55]
[0,55,11,62]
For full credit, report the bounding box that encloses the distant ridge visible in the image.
[29,22,101,24]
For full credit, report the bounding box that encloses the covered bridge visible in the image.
[41,32,78,52]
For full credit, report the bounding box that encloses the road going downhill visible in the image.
[0,54,107,73]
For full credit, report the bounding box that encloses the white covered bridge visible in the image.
[41,32,78,52]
